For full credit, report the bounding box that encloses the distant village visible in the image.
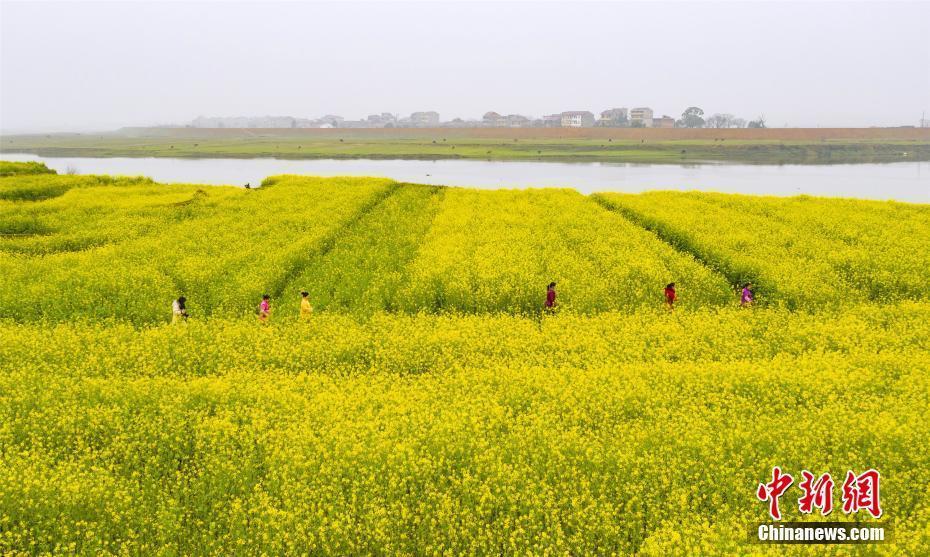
[190,107,766,130]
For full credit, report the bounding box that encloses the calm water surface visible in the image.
[3,153,928,202]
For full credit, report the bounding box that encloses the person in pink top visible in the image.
[740,283,754,307]
[258,294,271,322]
[544,282,557,314]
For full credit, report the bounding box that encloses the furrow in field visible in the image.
[591,193,752,291]
[594,191,930,308]
[0,175,395,323]
[277,183,445,317]
[268,181,404,302]
[121,175,397,320]
[396,188,733,314]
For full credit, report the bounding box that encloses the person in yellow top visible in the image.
[300,291,313,320]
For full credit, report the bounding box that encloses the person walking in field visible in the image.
[664,283,677,310]
[300,291,313,321]
[740,283,754,307]
[545,282,557,314]
[258,294,271,322]
[172,296,188,323]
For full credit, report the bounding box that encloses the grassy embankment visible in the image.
[3,127,929,164]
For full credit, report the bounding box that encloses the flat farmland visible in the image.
[2,161,928,554]
[3,127,929,164]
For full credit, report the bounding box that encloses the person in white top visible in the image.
[172,296,188,323]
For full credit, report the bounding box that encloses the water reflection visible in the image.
[2,153,927,202]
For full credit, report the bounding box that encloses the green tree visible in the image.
[677,107,705,128]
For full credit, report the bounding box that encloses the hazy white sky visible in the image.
[1,0,928,131]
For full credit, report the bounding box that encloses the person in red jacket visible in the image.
[664,282,677,310]
[545,282,557,314]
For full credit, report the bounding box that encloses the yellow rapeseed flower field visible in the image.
[595,191,930,307]
[1,165,927,554]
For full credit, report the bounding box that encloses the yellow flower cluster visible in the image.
[2,171,929,554]
[2,303,927,377]
[398,188,732,314]
[0,160,55,178]
[3,177,739,323]
[596,191,930,308]
[1,175,394,322]
[278,183,445,317]
[0,305,928,554]
[8,175,929,322]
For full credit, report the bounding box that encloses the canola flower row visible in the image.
[5,172,930,322]
[396,188,733,314]
[278,183,445,317]
[1,174,240,255]
[2,174,736,323]
[1,306,928,555]
[595,191,930,308]
[0,176,732,323]
[0,160,54,178]
[1,175,394,322]
[148,175,395,319]
[2,302,927,378]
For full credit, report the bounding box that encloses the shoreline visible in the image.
[4,127,929,165]
[3,147,927,165]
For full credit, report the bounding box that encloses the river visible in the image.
[3,153,928,202]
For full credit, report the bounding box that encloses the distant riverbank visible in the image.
[3,127,929,165]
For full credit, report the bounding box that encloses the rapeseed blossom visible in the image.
[1,170,927,554]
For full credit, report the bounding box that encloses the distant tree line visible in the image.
[676,107,766,129]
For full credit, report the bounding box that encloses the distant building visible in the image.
[630,107,654,128]
[365,113,397,128]
[483,111,506,127]
[652,115,675,128]
[409,111,440,127]
[540,114,562,128]
[192,116,297,128]
[338,120,370,128]
[506,114,531,127]
[319,115,344,127]
[560,111,595,128]
[598,108,629,127]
